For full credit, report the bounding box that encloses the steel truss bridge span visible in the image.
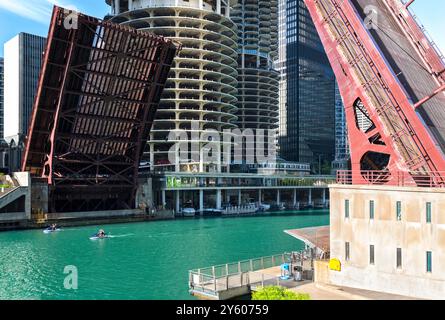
[304,0,445,186]
[22,6,178,212]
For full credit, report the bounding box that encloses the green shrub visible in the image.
[252,286,311,300]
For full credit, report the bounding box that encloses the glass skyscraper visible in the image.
[277,0,287,156]
[332,81,350,172]
[278,0,335,172]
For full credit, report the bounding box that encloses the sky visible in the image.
[0,0,110,56]
[0,0,444,57]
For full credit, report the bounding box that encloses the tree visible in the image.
[252,286,311,300]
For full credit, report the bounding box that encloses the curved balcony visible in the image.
[108,3,239,171]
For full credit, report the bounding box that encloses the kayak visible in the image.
[43,228,61,234]
[89,234,110,240]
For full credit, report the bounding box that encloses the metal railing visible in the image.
[402,0,445,64]
[188,252,308,297]
[336,170,445,188]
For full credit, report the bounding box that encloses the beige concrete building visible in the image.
[328,184,445,300]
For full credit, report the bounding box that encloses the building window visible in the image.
[370,245,375,265]
[426,202,432,224]
[396,201,402,221]
[370,200,375,220]
[396,248,402,269]
[345,199,350,218]
[345,242,350,261]
[426,251,432,273]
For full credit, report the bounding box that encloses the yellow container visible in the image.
[329,258,342,272]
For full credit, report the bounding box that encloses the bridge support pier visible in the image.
[216,189,222,209]
[175,190,180,214]
[199,190,204,215]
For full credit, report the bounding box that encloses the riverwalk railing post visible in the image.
[226,264,229,276]
[238,261,241,274]
[272,255,275,266]
[261,273,264,287]
[212,266,217,293]
[250,259,253,272]
[261,257,264,270]
[226,276,229,290]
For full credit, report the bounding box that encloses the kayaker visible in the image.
[50,224,57,231]
[97,229,106,238]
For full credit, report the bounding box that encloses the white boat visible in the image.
[259,203,271,211]
[222,204,258,215]
[182,207,196,217]
[43,228,61,234]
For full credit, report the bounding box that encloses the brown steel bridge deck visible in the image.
[352,0,445,153]
[22,6,178,212]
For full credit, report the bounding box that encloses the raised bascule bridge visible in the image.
[306,0,445,299]
[304,0,445,187]
[21,6,178,213]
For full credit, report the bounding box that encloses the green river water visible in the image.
[0,211,329,300]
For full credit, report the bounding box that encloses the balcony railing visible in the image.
[336,170,445,188]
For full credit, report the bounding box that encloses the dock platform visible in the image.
[188,253,313,300]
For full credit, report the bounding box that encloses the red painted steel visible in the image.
[385,0,445,86]
[22,6,178,212]
[304,0,445,186]
[337,170,445,188]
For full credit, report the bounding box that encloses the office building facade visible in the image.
[3,33,46,172]
[277,0,287,156]
[106,0,239,173]
[4,33,46,139]
[278,0,335,173]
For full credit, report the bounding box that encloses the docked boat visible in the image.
[271,203,285,211]
[300,202,314,210]
[182,207,196,217]
[285,203,300,211]
[202,208,224,216]
[258,203,271,212]
[222,203,258,216]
